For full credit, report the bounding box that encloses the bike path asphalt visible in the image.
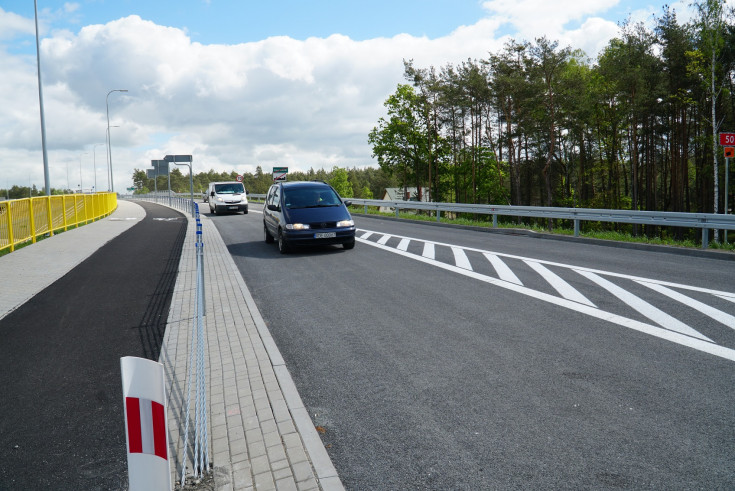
[0,199,342,491]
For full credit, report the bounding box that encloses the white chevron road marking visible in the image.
[484,253,523,285]
[525,261,595,307]
[356,228,735,362]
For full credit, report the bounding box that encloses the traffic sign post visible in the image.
[721,134,733,243]
[272,167,288,182]
[164,155,195,217]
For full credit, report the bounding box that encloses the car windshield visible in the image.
[284,187,341,209]
[214,183,244,194]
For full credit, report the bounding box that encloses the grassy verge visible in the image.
[349,206,735,253]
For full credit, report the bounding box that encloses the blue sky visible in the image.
[0,0,711,191]
[5,0,663,49]
[6,0,489,46]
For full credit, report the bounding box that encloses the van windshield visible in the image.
[214,183,245,194]
[283,187,341,209]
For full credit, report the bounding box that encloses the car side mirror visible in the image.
[267,204,279,212]
[210,191,215,197]
[344,200,352,207]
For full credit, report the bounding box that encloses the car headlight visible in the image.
[336,219,354,228]
[216,197,224,202]
[285,223,310,230]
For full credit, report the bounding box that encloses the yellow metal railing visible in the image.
[0,193,117,254]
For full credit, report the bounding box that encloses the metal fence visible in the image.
[125,192,735,248]
[122,193,197,217]
[345,198,735,249]
[125,193,211,482]
[180,202,210,483]
[0,193,118,254]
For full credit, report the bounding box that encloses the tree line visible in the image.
[131,165,399,200]
[369,1,735,238]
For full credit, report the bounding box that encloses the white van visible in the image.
[207,181,248,214]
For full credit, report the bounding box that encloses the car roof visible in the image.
[278,181,330,188]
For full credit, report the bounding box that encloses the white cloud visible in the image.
[0,8,35,40]
[0,3,635,191]
[481,0,620,42]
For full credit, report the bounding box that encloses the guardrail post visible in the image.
[364,204,368,215]
[436,208,441,222]
[29,197,36,244]
[5,201,14,252]
[574,219,580,237]
[492,214,497,228]
[46,196,54,237]
[702,226,709,249]
[395,205,399,218]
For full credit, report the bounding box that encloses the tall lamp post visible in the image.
[93,143,105,192]
[105,126,119,191]
[106,89,128,193]
[79,152,88,193]
[33,0,50,196]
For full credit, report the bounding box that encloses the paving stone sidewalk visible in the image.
[159,205,344,491]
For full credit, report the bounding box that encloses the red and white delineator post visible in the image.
[121,356,172,490]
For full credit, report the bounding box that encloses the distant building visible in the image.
[380,187,430,213]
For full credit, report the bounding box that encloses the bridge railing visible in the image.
[346,198,735,249]
[0,193,118,254]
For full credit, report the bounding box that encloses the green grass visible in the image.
[349,205,735,253]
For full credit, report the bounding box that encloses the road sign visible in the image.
[272,167,288,181]
[146,169,156,179]
[163,154,193,163]
[725,147,735,158]
[236,175,243,182]
[720,133,735,146]
[151,160,168,174]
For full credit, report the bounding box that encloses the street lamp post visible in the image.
[105,126,119,191]
[106,89,128,193]
[79,152,88,192]
[93,143,105,193]
[33,0,50,196]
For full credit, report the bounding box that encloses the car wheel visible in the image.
[210,205,216,215]
[244,207,249,214]
[277,229,289,254]
[264,223,274,243]
[343,240,355,250]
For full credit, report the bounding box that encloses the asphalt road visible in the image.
[211,204,735,490]
[0,202,186,490]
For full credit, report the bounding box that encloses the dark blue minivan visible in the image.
[263,181,356,253]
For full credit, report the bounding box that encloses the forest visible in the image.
[369,1,735,222]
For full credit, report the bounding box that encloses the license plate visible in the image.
[314,232,336,239]
[228,206,238,210]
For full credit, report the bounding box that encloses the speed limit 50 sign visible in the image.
[720,133,735,145]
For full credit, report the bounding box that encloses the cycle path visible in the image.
[0,199,341,490]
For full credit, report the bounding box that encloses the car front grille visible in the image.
[309,221,337,229]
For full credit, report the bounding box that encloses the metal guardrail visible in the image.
[0,193,118,254]
[125,193,735,249]
[346,198,735,249]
